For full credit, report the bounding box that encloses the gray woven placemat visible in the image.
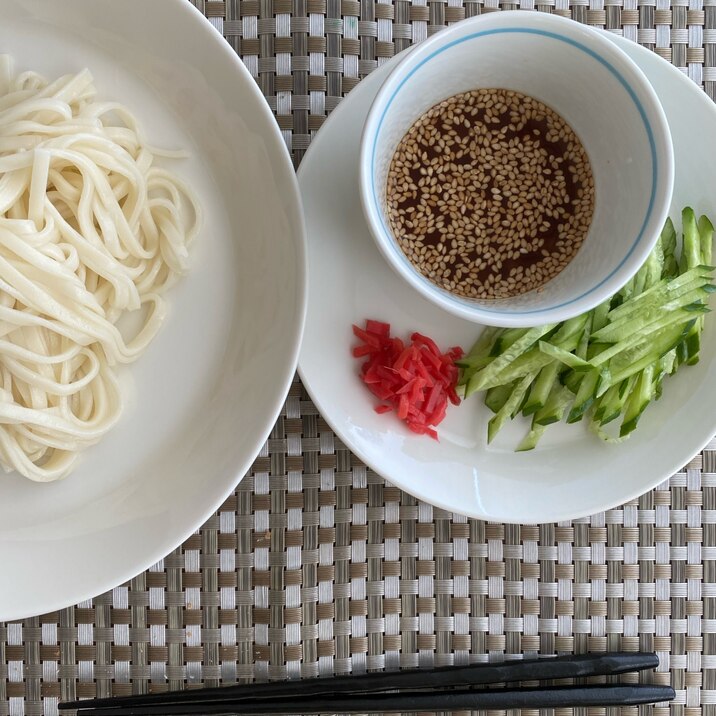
[2,2,716,715]
[196,0,716,167]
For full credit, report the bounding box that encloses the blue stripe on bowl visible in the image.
[369,27,659,315]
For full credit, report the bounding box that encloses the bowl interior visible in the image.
[365,17,671,319]
[0,0,305,619]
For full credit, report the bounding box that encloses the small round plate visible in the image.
[298,33,716,523]
[0,0,306,620]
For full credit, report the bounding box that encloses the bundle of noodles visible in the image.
[0,56,201,481]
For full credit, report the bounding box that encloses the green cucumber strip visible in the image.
[513,389,531,419]
[465,324,557,394]
[680,299,708,366]
[591,421,630,444]
[643,232,665,289]
[661,217,677,279]
[562,368,583,394]
[599,322,691,388]
[632,231,665,294]
[604,267,711,323]
[592,300,611,333]
[551,313,590,345]
[489,328,529,357]
[456,355,492,377]
[538,341,592,370]
[607,343,679,387]
[534,385,574,426]
[685,330,701,365]
[516,421,547,452]
[601,277,711,334]
[595,366,611,396]
[663,254,679,280]
[484,382,516,414]
[653,348,676,399]
[458,327,502,384]
[680,207,701,273]
[566,369,600,423]
[590,308,706,367]
[631,269,645,298]
[661,348,677,376]
[465,326,500,358]
[617,273,635,304]
[593,383,620,423]
[685,215,714,365]
[587,341,610,361]
[487,373,536,444]
[675,338,689,368]
[593,285,711,343]
[523,361,560,416]
[599,375,638,425]
[469,350,554,394]
[620,363,656,437]
[699,214,714,267]
[609,318,693,368]
[576,312,594,360]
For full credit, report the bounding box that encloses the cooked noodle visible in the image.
[0,56,201,482]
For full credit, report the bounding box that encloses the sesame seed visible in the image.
[385,88,595,299]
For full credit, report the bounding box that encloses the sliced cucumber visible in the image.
[484,382,516,414]
[661,217,678,279]
[566,369,600,424]
[466,335,556,395]
[538,341,592,370]
[620,363,656,437]
[534,385,574,426]
[592,300,611,333]
[699,214,714,268]
[487,373,536,444]
[590,307,707,367]
[456,326,500,380]
[517,420,547,452]
[456,210,715,451]
[489,327,530,357]
[522,361,560,416]
[680,207,701,274]
[598,375,637,425]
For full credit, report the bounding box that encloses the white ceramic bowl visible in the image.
[359,11,674,327]
[0,0,306,620]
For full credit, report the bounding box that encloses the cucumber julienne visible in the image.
[459,208,716,450]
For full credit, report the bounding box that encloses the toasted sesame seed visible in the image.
[385,88,594,299]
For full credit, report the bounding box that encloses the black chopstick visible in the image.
[65,685,676,716]
[61,652,658,711]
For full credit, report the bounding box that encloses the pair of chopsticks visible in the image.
[60,652,674,715]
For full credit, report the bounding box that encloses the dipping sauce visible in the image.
[385,88,595,299]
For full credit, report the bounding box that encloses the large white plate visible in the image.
[0,0,306,619]
[298,32,716,524]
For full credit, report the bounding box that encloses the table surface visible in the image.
[3,1,716,714]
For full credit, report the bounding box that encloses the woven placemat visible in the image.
[2,1,716,715]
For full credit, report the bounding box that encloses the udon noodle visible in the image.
[0,56,201,482]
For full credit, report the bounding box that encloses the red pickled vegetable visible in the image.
[411,332,441,356]
[352,325,381,348]
[366,319,391,337]
[397,394,410,420]
[352,345,374,358]
[351,320,463,440]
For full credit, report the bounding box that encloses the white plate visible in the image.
[0,0,306,620]
[298,33,716,524]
